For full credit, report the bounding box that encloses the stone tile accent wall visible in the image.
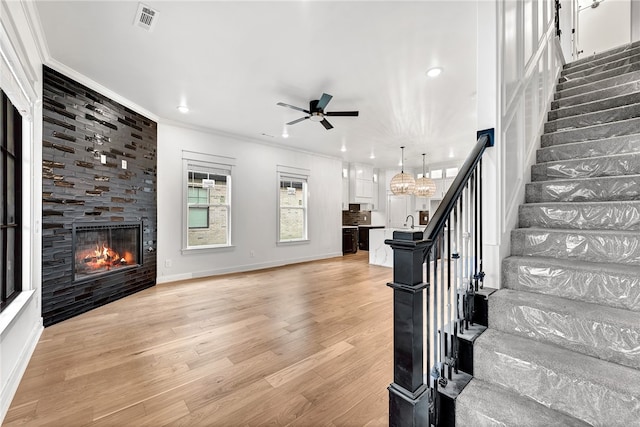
[42,66,157,326]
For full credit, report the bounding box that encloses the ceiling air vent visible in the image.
[133,3,158,31]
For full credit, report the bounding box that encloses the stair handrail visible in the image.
[421,129,494,258]
[385,128,494,427]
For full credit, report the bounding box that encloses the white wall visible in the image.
[0,1,44,422]
[157,123,342,282]
[577,0,631,57]
[480,0,563,289]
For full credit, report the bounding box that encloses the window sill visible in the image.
[182,245,235,254]
[0,290,36,336]
[277,239,310,246]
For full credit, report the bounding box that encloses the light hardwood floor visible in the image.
[5,252,393,426]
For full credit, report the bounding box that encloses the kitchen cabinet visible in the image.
[342,163,350,210]
[349,163,374,203]
[342,227,358,254]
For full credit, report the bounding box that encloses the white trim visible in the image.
[156,252,343,284]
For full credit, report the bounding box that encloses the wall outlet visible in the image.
[250,250,255,258]
[122,159,127,169]
[165,259,172,268]
[100,154,107,164]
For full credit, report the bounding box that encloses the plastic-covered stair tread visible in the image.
[503,255,640,312]
[511,227,640,265]
[519,200,640,230]
[558,59,640,93]
[456,379,590,427]
[562,40,640,72]
[545,102,640,133]
[555,69,640,101]
[541,116,640,147]
[525,173,640,203]
[474,329,640,426]
[531,152,640,181]
[549,91,640,121]
[489,289,640,369]
[537,133,640,163]
[561,50,640,82]
[551,80,640,110]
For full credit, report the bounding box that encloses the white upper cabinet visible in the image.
[349,163,374,203]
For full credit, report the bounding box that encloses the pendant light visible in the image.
[414,153,436,197]
[390,146,415,195]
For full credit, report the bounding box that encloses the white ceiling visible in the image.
[34,1,478,170]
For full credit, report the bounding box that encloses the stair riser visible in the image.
[537,135,640,163]
[531,154,640,181]
[561,52,640,82]
[562,42,640,73]
[518,203,640,231]
[551,80,640,110]
[541,118,640,147]
[555,69,640,101]
[503,257,640,312]
[525,176,640,203]
[548,92,640,121]
[489,291,640,370]
[511,229,640,265]
[558,60,640,92]
[474,334,640,426]
[544,103,640,133]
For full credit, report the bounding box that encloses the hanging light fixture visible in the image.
[414,153,436,197]
[390,146,415,195]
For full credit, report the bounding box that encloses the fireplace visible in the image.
[72,222,143,281]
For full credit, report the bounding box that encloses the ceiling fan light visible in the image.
[309,112,323,122]
[390,172,415,195]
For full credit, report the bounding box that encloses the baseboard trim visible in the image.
[0,314,43,424]
[156,251,343,284]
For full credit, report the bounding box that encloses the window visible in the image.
[1,90,22,310]
[277,167,309,243]
[430,169,443,179]
[445,167,459,178]
[183,152,234,249]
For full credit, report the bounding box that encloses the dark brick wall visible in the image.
[42,66,157,326]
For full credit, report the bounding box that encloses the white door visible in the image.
[577,0,631,58]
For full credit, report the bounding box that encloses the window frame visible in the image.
[277,167,309,245]
[182,152,235,251]
[0,90,22,311]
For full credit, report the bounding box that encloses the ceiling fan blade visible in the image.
[277,102,310,114]
[287,116,309,125]
[316,93,333,110]
[320,119,333,130]
[325,111,359,117]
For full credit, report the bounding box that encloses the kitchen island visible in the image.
[368,228,397,267]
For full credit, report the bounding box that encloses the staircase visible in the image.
[457,43,640,425]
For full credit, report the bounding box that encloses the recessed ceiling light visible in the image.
[340,145,347,152]
[177,105,189,113]
[426,67,443,78]
[370,153,375,159]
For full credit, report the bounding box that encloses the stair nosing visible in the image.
[556,69,640,99]
[559,62,640,93]
[527,171,640,185]
[542,116,640,139]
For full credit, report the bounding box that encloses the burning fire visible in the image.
[78,242,135,272]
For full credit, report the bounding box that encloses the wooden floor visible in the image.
[5,252,393,426]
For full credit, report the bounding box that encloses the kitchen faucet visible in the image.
[405,214,415,229]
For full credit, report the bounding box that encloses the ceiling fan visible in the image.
[277,93,359,130]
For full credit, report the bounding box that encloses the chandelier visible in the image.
[414,153,436,197]
[390,146,415,195]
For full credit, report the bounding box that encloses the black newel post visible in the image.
[386,231,430,427]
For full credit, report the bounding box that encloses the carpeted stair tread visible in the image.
[518,200,640,230]
[555,69,640,100]
[456,379,589,427]
[551,80,640,110]
[549,91,640,121]
[525,174,640,203]
[474,329,640,426]
[561,51,640,82]
[562,41,640,72]
[531,152,640,181]
[503,255,640,312]
[511,227,640,265]
[489,289,640,369]
[558,59,640,92]
[537,133,640,162]
[544,101,640,133]
[541,116,640,147]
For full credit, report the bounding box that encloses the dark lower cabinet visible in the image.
[342,227,358,254]
[358,226,385,251]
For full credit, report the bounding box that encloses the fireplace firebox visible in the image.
[72,222,143,281]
